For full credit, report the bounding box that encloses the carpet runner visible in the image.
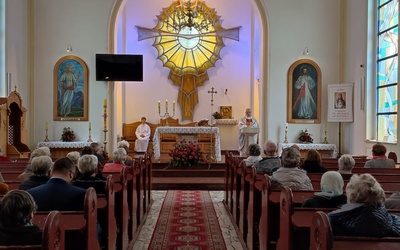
[149,190,226,249]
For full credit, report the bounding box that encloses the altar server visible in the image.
[135,117,151,152]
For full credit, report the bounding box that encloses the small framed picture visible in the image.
[220,106,232,119]
[53,55,89,121]
[327,83,354,122]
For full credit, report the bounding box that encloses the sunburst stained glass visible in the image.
[377,0,398,142]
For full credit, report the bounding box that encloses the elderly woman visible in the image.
[242,143,262,166]
[302,171,346,208]
[301,149,327,173]
[270,147,313,190]
[337,154,355,181]
[117,140,133,165]
[329,173,400,237]
[103,148,127,172]
[19,156,52,190]
[0,190,42,245]
[18,147,51,181]
[73,155,105,194]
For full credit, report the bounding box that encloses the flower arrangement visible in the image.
[168,140,207,167]
[61,127,76,142]
[298,129,313,143]
[212,111,222,119]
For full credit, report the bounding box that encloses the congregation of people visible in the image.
[0,140,137,246]
[240,140,400,239]
[0,109,400,247]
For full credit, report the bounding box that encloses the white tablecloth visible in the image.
[153,126,221,162]
[37,141,93,149]
[278,143,338,158]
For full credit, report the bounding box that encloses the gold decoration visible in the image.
[220,106,232,119]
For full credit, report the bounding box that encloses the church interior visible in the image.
[1,0,400,249]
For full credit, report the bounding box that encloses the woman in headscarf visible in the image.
[302,171,347,208]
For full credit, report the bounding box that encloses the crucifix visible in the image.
[207,87,218,166]
[208,87,217,106]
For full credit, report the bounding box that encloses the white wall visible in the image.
[265,0,341,149]
[5,0,374,155]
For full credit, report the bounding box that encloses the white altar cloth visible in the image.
[37,141,93,149]
[278,143,338,158]
[153,127,221,162]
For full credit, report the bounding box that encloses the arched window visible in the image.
[376,0,398,142]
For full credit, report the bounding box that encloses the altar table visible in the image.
[153,127,221,162]
[37,141,93,158]
[278,143,338,158]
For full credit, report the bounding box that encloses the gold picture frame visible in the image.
[287,59,321,124]
[53,55,89,121]
[220,106,232,119]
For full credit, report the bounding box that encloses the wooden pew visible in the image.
[98,175,117,250]
[1,171,24,181]
[0,211,64,250]
[32,187,99,250]
[308,172,400,182]
[310,211,400,250]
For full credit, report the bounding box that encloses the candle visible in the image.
[89,122,91,130]
[158,101,161,113]
[324,124,328,133]
[104,99,107,106]
[285,123,288,132]
[45,122,48,130]
[173,101,175,112]
[166,99,168,112]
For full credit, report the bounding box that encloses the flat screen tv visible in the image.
[96,54,143,81]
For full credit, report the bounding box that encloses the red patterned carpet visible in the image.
[149,190,226,249]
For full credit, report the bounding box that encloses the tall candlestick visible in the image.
[45,122,48,130]
[166,99,168,112]
[173,101,175,112]
[324,123,327,133]
[158,101,161,113]
[89,122,91,130]
[104,99,107,106]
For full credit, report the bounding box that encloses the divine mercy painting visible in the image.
[287,59,321,123]
[53,55,88,121]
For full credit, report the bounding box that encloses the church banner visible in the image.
[327,83,353,122]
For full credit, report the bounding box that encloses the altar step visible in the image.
[152,162,225,190]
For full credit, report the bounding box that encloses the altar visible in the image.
[278,143,338,158]
[153,127,221,162]
[37,141,93,158]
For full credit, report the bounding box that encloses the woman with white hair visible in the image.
[270,147,313,190]
[73,155,105,194]
[337,154,355,181]
[302,171,346,208]
[18,147,52,182]
[117,140,133,165]
[19,156,52,190]
[103,148,127,172]
[329,173,400,237]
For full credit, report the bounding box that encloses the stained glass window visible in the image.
[377,0,398,142]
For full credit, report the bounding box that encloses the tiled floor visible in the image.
[131,190,246,250]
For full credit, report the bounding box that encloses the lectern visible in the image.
[240,127,260,156]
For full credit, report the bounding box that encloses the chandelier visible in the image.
[136,0,241,120]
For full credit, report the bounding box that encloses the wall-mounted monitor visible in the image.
[95,54,143,81]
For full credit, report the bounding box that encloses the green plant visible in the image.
[61,127,76,142]
[168,140,207,167]
[298,129,313,143]
[212,111,222,119]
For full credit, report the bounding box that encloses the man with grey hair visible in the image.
[253,140,281,175]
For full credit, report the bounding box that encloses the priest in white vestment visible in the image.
[238,108,259,157]
[135,117,151,152]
